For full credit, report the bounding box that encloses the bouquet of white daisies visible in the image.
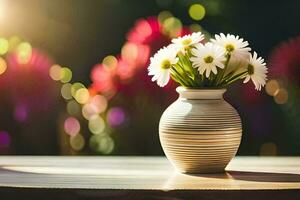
[148,32,267,90]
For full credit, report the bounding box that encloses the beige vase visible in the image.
[159,87,242,174]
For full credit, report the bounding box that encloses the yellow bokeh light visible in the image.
[189,4,206,21]
[102,55,118,69]
[158,10,173,24]
[265,79,280,96]
[88,115,105,134]
[75,88,90,104]
[17,42,32,64]
[0,57,7,75]
[259,142,277,156]
[121,43,138,62]
[61,83,73,100]
[66,100,81,116]
[8,36,21,52]
[91,95,108,113]
[0,38,9,55]
[60,67,72,83]
[89,134,114,154]
[82,95,108,120]
[163,17,182,37]
[82,103,98,120]
[71,82,85,97]
[49,64,62,81]
[189,24,202,32]
[274,88,288,104]
[70,134,85,151]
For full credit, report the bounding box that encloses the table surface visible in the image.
[0,156,299,191]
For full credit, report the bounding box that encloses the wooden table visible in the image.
[0,156,299,199]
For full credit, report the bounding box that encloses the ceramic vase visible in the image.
[159,87,242,173]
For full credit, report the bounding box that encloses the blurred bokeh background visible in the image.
[0,0,299,156]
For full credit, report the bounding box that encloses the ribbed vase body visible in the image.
[159,87,242,173]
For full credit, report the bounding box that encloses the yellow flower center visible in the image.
[161,59,171,69]
[182,39,192,46]
[247,64,254,75]
[225,44,235,52]
[204,55,214,63]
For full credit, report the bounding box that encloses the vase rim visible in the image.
[176,86,226,99]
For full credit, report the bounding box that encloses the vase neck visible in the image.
[176,87,226,100]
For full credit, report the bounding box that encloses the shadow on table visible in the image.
[226,170,300,182]
[186,171,300,182]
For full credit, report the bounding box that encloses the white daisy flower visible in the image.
[211,33,251,59]
[148,45,179,87]
[226,51,250,75]
[171,32,204,52]
[243,52,268,91]
[190,43,226,78]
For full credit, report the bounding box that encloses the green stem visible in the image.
[170,66,191,86]
[170,72,185,86]
[215,54,231,85]
[221,71,248,86]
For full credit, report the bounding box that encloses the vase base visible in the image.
[176,167,226,174]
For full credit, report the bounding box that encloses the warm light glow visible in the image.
[89,134,114,154]
[61,83,73,100]
[107,107,125,127]
[60,67,72,83]
[0,57,7,75]
[88,115,105,134]
[0,131,10,148]
[75,88,90,104]
[90,95,108,113]
[102,55,118,69]
[158,11,173,24]
[121,43,138,62]
[82,103,98,120]
[189,4,206,21]
[70,134,85,151]
[260,142,277,156]
[71,82,85,97]
[17,42,32,64]
[49,64,62,81]
[64,117,80,136]
[8,36,21,52]
[82,95,108,120]
[162,17,182,37]
[0,38,9,55]
[274,88,288,104]
[189,24,202,32]
[66,100,81,116]
[265,79,280,96]
[13,104,28,123]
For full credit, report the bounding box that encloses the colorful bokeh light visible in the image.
[89,134,114,154]
[17,42,32,64]
[0,57,7,75]
[13,104,28,123]
[88,115,105,134]
[0,131,10,148]
[260,142,277,156]
[0,38,9,55]
[49,64,62,81]
[61,83,73,100]
[274,88,289,104]
[107,107,125,127]
[66,100,81,116]
[64,117,80,136]
[70,133,85,151]
[60,67,72,83]
[189,4,206,21]
[75,88,90,104]
[265,79,280,96]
